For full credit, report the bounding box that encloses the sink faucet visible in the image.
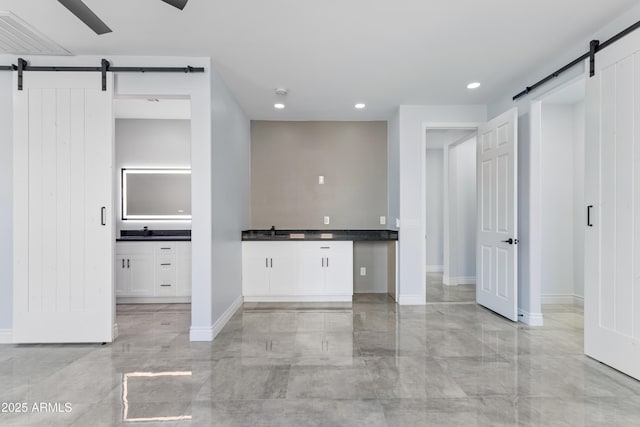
[270,225,276,236]
[142,226,151,237]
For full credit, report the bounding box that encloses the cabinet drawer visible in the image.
[156,245,176,255]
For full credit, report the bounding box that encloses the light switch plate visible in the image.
[319,175,325,185]
[324,216,330,225]
[380,216,386,225]
[360,267,366,276]
[395,218,400,228]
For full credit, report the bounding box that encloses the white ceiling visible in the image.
[0,0,637,120]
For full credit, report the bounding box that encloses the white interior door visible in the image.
[13,71,114,343]
[476,108,518,321]
[585,30,640,380]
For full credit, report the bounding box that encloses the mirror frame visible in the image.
[121,168,192,220]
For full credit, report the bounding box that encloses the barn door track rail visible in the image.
[514,19,640,100]
[0,58,205,91]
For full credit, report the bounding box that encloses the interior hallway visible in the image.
[1,298,640,426]
[426,272,476,303]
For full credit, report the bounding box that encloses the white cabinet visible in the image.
[116,241,191,302]
[242,241,353,301]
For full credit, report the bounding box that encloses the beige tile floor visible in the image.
[1,296,640,426]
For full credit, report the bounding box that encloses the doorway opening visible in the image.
[533,77,586,327]
[113,97,193,337]
[425,128,477,303]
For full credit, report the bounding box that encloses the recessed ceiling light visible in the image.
[274,103,285,109]
[467,82,481,89]
[355,103,366,109]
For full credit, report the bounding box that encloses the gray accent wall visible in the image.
[251,120,390,293]
[250,121,388,229]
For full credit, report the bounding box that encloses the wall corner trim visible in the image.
[518,309,544,326]
[398,295,426,305]
[0,329,13,344]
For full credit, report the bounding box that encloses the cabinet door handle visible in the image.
[266,258,268,268]
[270,258,273,268]
[127,259,130,269]
[161,247,171,250]
[122,259,125,268]
[160,263,172,266]
[160,284,172,287]
[322,257,324,267]
[320,246,330,249]
[587,205,594,227]
[100,207,106,226]
[326,257,329,267]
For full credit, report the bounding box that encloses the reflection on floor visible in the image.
[1,298,640,426]
[426,272,476,303]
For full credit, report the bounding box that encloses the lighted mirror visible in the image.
[122,168,191,220]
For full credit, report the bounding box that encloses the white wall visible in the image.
[541,105,576,299]
[115,119,191,233]
[0,63,12,331]
[397,105,486,304]
[453,137,476,279]
[388,109,400,229]
[210,67,251,332]
[425,149,444,270]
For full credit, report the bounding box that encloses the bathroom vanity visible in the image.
[116,230,191,303]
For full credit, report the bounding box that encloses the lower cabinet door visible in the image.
[297,244,326,295]
[242,243,271,296]
[324,242,354,295]
[128,253,155,296]
[115,256,129,296]
[268,245,298,296]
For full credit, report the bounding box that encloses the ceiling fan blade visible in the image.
[58,0,112,35]
[161,0,189,10]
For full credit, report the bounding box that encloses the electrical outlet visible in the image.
[395,218,400,228]
[324,216,330,225]
[380,216,386,225]
[360,267,366,276]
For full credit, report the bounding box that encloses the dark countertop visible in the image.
[242,229,398,242]
[117,229,191,242]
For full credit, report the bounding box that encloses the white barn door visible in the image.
[476,108,518,321]
[13,72,114,343]
[585,31,640,380]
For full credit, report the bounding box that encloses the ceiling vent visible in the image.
[0,11,70,55]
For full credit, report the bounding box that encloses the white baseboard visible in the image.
[243,295,352,302]
[189,295,243,342]
[542,294,584,305]
[443,275,454,286]
[0,329,12,344]
[442,276,475,286]
[117,296,191,304]
[397,294,426,305]
[518,309,544,326]
[212,295,243,339]
[426,265,444,273]
[189,325,214,342]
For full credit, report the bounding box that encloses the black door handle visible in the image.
[587,205,593,227]
[501,238,519,245]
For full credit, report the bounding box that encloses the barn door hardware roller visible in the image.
[513,18,640,101]
[1,58,205,91]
